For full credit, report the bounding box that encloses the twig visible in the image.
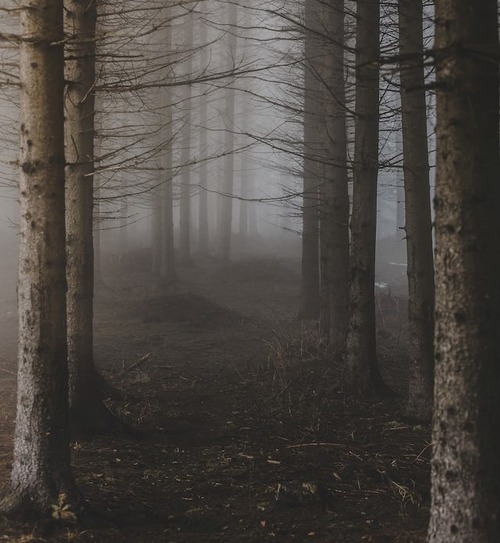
[121,353,151,376]
[286,442,346,449]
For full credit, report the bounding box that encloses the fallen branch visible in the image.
[121,353,151,376]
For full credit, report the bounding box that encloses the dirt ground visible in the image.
[0,252,430,542]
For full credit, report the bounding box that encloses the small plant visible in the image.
[50,493,77,523]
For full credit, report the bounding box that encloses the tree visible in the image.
[178,7,194,267]
[64,0,114,435]
[345,0,385,392]
[398,0,434,422]
[300,0,321,319]
[319,0,350,353]
[427,0,500,540]
[0,0,80,515]
[216,0,238,261]
[197,8,210,256]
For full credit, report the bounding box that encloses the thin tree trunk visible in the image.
[319,0,350,353]
[162,14,176,282]
[197,11,209,256]
[216,1,238,261]
[346,0,385,393]
[0,0,79,515]
[428,1,500,540]
[300,0,321,319]
[398,0,434,422]
[179,11,194,267]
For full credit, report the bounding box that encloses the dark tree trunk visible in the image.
[398,0,434,423]
[0,0,80,516]
[345,0,385,393]
[65,0,123,437]
[319,0,350,353]
[300,0,322,319]
[428,1,500,540]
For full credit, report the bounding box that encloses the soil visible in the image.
[0,253,430,542]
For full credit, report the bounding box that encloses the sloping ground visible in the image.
[0,256,429,542]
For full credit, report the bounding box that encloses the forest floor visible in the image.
[0,251,430,542]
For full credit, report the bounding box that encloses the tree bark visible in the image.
[319,0,350,353]
[398,0,434,422]
[345,0,385,393]
[428,1,500,540]
[0,0,80,516]
[65,0,120,436]
[300,0,321,319]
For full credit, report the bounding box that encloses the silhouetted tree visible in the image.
[300,0,322,319]
[398,0,434,422]
[346,0,384,392]
[319,0,350,353]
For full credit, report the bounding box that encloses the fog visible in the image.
[0,0,436,318]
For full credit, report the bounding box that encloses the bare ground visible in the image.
[0,254,430,542]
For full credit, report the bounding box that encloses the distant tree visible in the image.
[179,7,194,267]
[398,0,434,422]
[197,7,210,256]
[427,0,500,540]
[345,0,385,392]
[161,11,177,282]
[216,0,238,261]
[0,0,80,515]
[300,0,321,319]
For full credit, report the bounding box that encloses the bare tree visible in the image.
[0,0,80,515]
[398,0,434,422]
[319,0,350,353]
[345,0,385,392]
[300,0,321,319]
[428,0,500,539]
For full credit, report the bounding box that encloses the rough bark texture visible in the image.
[398,0,434,422]
[319,0,350,353]
[428,1,500,541]
[0,0,79,516]
[65,0,118,436]
[346,0,383,392]
[300,0,321,319]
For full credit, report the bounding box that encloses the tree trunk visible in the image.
[428,1,500,540]
[216,1,238,261]
[65,0,120,436]
[179,11,194,267]
[345,0,385,393]
[300,0,321,319]
[162,14,176,282]
[197,11,209,257]
[319,0,350,353]
[398,0,434,422]
[0,0,80,516]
